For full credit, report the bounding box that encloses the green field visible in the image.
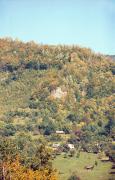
[53,152,113,180]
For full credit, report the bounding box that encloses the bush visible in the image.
[50,134,62,141]
[63,153,68,158]
[25,61,39,70]
[69,150,76,157]
[4,124,16,136]
[76,151,80,158]
[68,172,81,180]
[106,143,115,162]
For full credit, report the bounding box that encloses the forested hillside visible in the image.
[0,38,115,179]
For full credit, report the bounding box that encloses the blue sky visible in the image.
[0,0,115,54]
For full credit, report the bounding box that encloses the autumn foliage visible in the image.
[1,157,57,180]
[0,38,114,179]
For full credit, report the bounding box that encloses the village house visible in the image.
[84,165,94,170]
[56,130,65,134]
[67,144,75,150]
[101,157,109,162]
[52,143,60,150]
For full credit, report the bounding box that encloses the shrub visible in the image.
[4,124,16,136]
[68,172,81,180]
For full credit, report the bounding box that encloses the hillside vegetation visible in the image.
[0,38,114,136]
[0,38,115,179]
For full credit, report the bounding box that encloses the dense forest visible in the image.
[0,38,115,180]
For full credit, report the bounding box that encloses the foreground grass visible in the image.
[53,152,113,180]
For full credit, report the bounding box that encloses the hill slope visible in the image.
[0,38,114,152]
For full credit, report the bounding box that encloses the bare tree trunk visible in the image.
[2,165,5,180]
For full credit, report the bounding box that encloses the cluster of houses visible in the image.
[50,130,111,171]
[52,143,74,150]
[52,130,75,151]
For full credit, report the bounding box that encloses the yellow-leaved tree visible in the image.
[2,157,57,180]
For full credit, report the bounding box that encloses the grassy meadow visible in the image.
[53,152,113,180]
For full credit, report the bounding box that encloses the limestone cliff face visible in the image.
[51,87,67,99]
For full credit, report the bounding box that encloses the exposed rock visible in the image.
[51,87,67,99]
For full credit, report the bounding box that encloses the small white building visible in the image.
[52,143,60,149]
[67,144,75,149]
[56,130,65,134]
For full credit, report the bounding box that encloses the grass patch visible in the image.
[53,152,112,180]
